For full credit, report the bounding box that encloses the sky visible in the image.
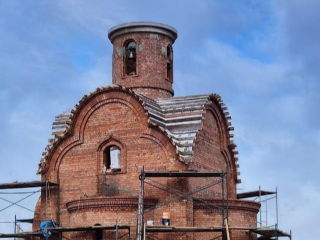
[0,0,319,238]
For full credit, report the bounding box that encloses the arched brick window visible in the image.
[124,40,137,76]
[98,138,126,196]
[104,145,121,172]
[166,44,173,81]
[94,223,102,240]
[98,137,126,175]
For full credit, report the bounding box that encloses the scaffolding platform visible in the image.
[135,169,228,240]
[143,171,225,178]
[237,190,276,199]
[47,225,130,232]
[0,232,42,238]
[146,226,224,233]
[16,218,34,223]
[0,181,58,189]
[250,227,291,239]
[0,225,131,239]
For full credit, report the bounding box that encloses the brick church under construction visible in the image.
[0,22,292,240]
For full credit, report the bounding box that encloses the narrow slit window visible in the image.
[104,145,121,172]
[125,40,137,76]
[166,45,173,80]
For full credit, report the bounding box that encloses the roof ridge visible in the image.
[37,86,183,174]
[37,88,239,181]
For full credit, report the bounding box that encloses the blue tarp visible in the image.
[39,220,57,239]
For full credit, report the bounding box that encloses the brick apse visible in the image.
[34,22,261,240]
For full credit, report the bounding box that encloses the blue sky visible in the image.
[0,0,319,238]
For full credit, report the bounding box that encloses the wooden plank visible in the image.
[250,228,291,237]
[237,190,276,199]
[0,232,42,238]
[225,219,230,240]
[146,226,224,232]
[0,181,58,189]
[47,225,130,232]
[144,171,224,178]
[16,218,33,223]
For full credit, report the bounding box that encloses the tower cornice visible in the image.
[108,22,178,43]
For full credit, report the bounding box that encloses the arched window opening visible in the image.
[166,45,173,80]
[125,40,137,76]
[103,145,121,172]
[94,224,102,240]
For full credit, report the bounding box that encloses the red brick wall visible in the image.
[194,199,260,240]
[33,89,259,240]
[190,106,237,199]
[34,89,188,236]
[111,32,174,99]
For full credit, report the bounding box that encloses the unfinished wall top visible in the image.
[108,22,178,99]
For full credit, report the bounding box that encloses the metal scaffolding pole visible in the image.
[45,180,48,223]
[116,219,118,240]
[139,170,228,239]
[259,185,262,228]
[276,187,279,227]
[136,167,145,240]
[14,215,16,240]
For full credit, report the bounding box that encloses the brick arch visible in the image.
[97,135,126,152]
[55,99,145,174]
[121,35,142,48]
[140,134,170,160]
[136,129,182,171]
[139,128,178,163]
[77,98,145,141]
[205,106,233,160]
[191,99,238,198]
[209,95,240,184]
[203,101,238,197]
[221,149,237,198]
[204,105,227,147]
[42,88,150,181]
[96,135,127,173]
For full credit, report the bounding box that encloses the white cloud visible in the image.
[1,1,319,238]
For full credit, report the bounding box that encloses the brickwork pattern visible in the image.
[33,88,259,240]
[32,22,259,239]
[112,32,174,99]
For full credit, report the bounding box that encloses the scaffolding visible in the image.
[237,187,291,240]
[0,180,132,240]
[0,180,58,237]
[0,225,131,239]
[135,167,229,240]
[0,179,292,240]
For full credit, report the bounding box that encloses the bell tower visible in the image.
[108,22,178,99]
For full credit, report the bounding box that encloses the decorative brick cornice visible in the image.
[207,94,241,184]
[66,197,158,213]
